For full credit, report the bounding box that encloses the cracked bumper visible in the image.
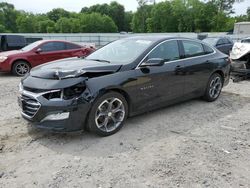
[18,89,91,132]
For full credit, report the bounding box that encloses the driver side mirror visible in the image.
[36,48,42,53]
[140,58,165,67]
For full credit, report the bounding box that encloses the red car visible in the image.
[0,40,95,76]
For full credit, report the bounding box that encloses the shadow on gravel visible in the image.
[0,72,17,77]
[26,91,250,157]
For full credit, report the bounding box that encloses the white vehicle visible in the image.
[234,22,250,35]
[230,42,250,81]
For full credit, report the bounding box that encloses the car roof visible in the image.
[125,35,199,43]
[37,39,82,46]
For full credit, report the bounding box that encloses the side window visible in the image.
[182,40,205,58]
[217,39,224,45]
[66,43,81,50]
[203,44,214,54]
[222,38,229,44]
[242,39,250,43]
[40,42,66,52]
[148,40,180,62]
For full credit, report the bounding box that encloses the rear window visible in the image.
[182,40,205,58]
[203,44,214,54]
[41,42,66,52]
[66,43,81,50]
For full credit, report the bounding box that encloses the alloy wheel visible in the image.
[95,97,125,133]
[15,63,30,76]
[209,76,222,99]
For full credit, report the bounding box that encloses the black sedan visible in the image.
[202,37,234,55]
[18,36,231,136]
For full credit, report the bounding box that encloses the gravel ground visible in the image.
[0,72,250,188]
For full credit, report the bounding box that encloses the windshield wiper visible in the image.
[87,59,111,63]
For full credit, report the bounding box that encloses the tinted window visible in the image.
[242,39,250,43]
[217,39,224,45]
[222,38,230,44]
[202,38,217,46]
[203,44,214,54]
[182,40,204,57]
[66,43,81,50]
[148,40,180,61]
[40,42,66,52]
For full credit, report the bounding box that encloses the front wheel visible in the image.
[203,73,223,102]
[87,92,128,136]
[12,61,31,76]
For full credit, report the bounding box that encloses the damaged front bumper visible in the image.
[18,87,92,132]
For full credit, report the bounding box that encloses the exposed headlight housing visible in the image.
[0,56,7,63]
[63,82,86,100]
[42,82,86,100]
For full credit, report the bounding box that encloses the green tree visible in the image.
[79,13,117,33]
[80,2,124,31]
[37,19,55,33]
[16,13,37,33]
[124,11,133,31]
[109,1,125,31]
[132,5,153,32]
[47,8,70,22]
[0,24,6,32]
[207,0,238,13]
[0,2,18,32]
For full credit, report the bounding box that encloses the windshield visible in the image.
[85,39,153,64]
[202,38,218,46]
[22,40,43,51]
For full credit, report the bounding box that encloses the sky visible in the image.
[2,0,250,15]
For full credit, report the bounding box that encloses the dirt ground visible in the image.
[0,72,250,188]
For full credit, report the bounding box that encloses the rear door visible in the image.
[179,40,213,97]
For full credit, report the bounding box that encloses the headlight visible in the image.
[0,56,7,62]
[63,82,86,100]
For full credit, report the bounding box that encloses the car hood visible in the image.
[30,57,122,80]
[0,50,24,56]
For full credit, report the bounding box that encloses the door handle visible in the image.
[175,65,182,70]
[175,65,185,75]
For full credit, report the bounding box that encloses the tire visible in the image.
[87,92,128,136]
[12,61,31,76]
[203,73,223,102]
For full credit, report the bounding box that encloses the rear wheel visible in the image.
[87,92,128,136]
[203,73,223,102]
[12,61,30,76]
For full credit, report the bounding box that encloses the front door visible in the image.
[30,41,68,67]
[134,40,185,111]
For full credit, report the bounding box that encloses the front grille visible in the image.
[21,95,41,118]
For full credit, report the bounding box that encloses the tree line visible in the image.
[0,0,249,33]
